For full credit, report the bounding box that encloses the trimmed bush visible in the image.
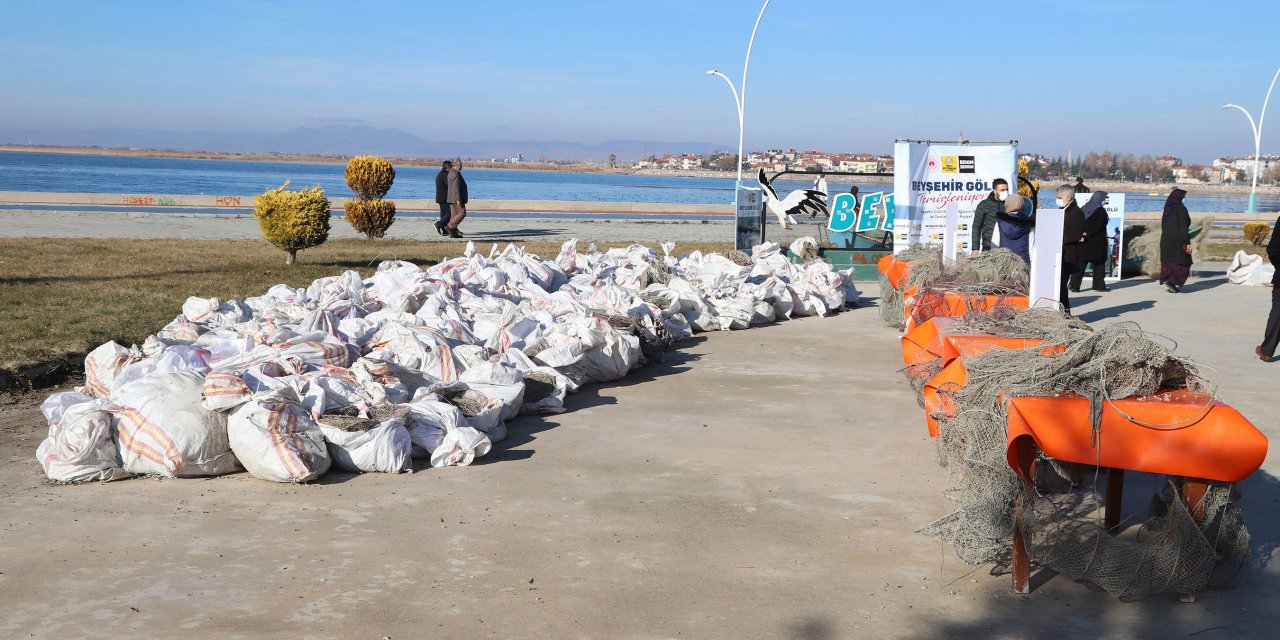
[254,181,331,264]
[343,200,397,239]
[345,155,395,199]
[344,156,397,239]
[1244,221,1271,246]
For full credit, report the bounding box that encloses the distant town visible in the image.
[622,149,1280,185]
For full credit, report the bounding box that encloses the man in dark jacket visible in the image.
[1257,214,1280,362]
[1069,191,1111,292]
[971,178,1009,254]
[434,160,452,236]
[1057,184,1086,313]
[1074,177,1090,194]
[445,159,469,239]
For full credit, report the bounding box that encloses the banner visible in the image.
[1073,192,1126,282]
[893,141,1017,255]
[735,186,764,252]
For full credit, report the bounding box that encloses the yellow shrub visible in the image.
[254,181,331,264]
[345,155,396,199]
[343,200,397,239]
[1244,221,1271,246]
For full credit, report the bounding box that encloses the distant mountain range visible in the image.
[0,125,727,162]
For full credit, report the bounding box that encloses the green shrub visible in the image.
[343,200,397,239]
[1244,221,1271,246]
[254,181,331,264]
[345,155,395,199]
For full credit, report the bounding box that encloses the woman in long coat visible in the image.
[1158,188,1192,293]
[1070,191,1111,292]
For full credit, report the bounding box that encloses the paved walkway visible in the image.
[0,265,1275,638]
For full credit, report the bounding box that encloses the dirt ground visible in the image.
[1,266,1277,640]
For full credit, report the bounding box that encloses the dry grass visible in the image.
[0,237,731,371]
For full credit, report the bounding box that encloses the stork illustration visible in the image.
[757,168,829,229]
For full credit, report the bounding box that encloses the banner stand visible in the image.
[1029,209,1065,308]
[942,202,959,263]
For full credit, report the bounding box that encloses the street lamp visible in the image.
[1222,65,1280,214]
[704,0,771,189]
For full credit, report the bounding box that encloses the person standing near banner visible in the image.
[998,189,1034,263]
[1056,184,1086,313]
[1158,188,1193,293]
[1070,191,1111,292]
[1256,213,1280,362]
[971,178,1009,254]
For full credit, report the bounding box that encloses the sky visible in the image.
[2,0,1279,163]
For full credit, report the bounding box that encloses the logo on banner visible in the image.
[958,156,976,173]
[926,154,940,174]
[941,156,959,173]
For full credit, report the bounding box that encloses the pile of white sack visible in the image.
[37,238,860,483]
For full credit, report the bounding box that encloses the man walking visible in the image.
[971,178,1009,254]
[1256,213,1280,362]
[434,160,452,236]
[1057,184,1086,314]
[445,158,468,238]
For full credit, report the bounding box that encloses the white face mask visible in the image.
[997,191,1009,202]
[1055,198,1065,208]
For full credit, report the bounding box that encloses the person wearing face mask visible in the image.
[971,178,1008,254]
[1057,184,1086,314]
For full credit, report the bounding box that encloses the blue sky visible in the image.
[2,0,1278,162]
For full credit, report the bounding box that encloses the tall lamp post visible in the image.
[704,0,771,190]
[1222,65,1280,214]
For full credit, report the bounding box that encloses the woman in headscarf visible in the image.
[1070,191,1111,292]
[997,189,1035,264]
[1158,188,1192,293]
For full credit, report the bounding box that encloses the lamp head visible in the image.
[705,69,719,75]
[1223,103,1239,110]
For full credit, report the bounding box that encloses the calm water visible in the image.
[1,150,1276,213]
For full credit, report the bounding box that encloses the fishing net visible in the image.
[878,246,1029,330]
[917,317,1249,599]
[1125,217,1216,278]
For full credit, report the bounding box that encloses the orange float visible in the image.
[1004,390,1269,595]
[903,291,1028,332]
[1005,391,1267,484]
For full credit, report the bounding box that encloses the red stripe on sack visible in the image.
[266,404,307,479]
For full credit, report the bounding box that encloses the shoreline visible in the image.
[4,145,1277,194]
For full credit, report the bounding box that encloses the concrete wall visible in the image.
[0,191,734,215]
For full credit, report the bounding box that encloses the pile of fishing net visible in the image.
[878,246,1029,330]
[1124,216,1215,278]
[36,239,863,485]
[916,311,1250,600]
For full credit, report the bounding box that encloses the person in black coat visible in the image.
[1158,188,1193,293]
[1257,214,1280,362]
[1056,184,1086,313]
[434,160,452,236]
[1070,191,1111,292]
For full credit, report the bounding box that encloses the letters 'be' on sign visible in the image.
[827,192,895,234]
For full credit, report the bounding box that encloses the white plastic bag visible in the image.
[36,392,130,483]
[319,413,412,474]
[115,370,238,477]
[403,400,493,467]
[228,387,331,483]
